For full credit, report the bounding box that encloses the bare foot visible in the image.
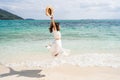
[54,53,59,57]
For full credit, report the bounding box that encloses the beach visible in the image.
[44,65,120,80]
[0,53,120,80]
[0,63,120,80]
[1,0,120,79]
[0,20,120,80]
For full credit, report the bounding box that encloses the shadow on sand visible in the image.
[0,67,45,78]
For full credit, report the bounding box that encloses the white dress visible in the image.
[46,30,70,56]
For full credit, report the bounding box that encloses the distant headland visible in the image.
[0,9,24,20]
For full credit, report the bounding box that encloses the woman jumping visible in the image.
[45,6,70,57]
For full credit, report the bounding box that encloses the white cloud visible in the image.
[0,0,120,19]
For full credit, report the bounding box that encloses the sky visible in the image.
[0,0,120,20]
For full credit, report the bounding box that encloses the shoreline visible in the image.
[1,53,120,68]
[0,53,120,80]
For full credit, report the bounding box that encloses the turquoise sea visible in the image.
[0,20,120,67]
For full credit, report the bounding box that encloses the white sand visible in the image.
[0,64,120,80]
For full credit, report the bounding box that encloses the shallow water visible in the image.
[0,20,120,67]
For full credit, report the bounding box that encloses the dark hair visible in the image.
[49,22,60,33]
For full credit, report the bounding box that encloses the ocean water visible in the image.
[0,20,120,67]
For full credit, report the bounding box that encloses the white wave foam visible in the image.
[5,53,120,68]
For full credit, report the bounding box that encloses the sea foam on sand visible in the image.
[4,53,120,68]
[0,53,120,80]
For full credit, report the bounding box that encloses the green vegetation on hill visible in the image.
[0,9,23,20]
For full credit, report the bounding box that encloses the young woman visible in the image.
[45,6,70,56]
[46,16,63,56]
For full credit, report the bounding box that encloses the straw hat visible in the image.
[46,6,54,17]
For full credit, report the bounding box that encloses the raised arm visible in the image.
[50,16,57,31]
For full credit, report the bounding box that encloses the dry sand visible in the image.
[0,64,120,80]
